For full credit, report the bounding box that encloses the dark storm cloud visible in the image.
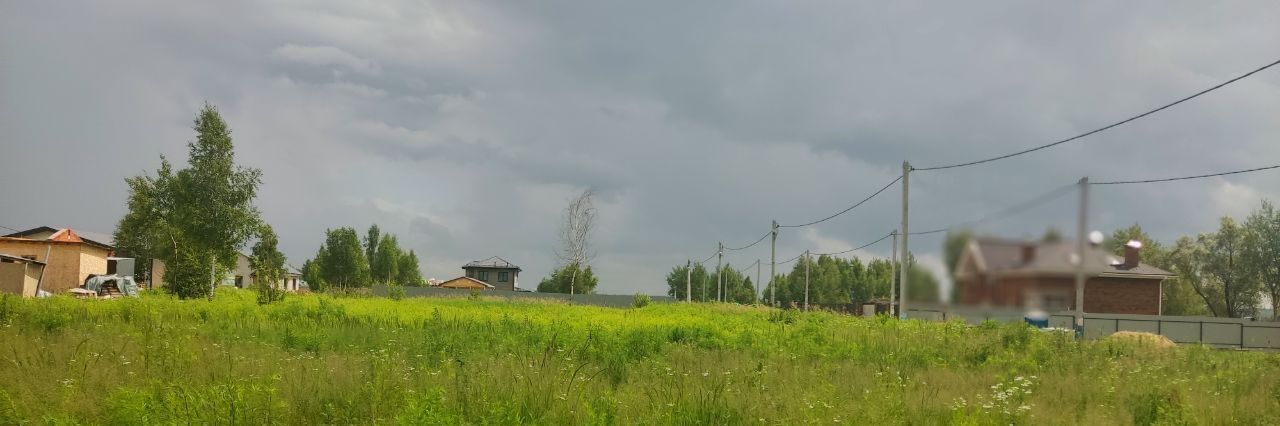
[3,0,1279,295]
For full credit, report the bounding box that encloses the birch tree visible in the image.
[554,189,597,295]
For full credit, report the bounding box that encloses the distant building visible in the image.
[460,256,522,291]
[152,254,305,291]
[0,227,113,294]
[953,237,1174,315]
[435,276,495,290]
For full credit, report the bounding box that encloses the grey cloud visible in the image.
[4,1,1280,296]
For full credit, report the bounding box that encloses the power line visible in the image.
[725,231,771,251]
[736,259,760,274]
[697,250,718,265]
[775,251,806,266]
[909,182,1077,236]
[778,175,902,228]
[1092,164,1280,185]
[812,231,894,256]
[914,57,1280,171]
[0,224,19,233]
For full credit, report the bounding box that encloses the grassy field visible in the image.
[1,289,1278,425]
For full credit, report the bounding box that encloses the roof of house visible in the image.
[3,226,114,251]
[462,256,521,271]
[0,253,45,265]
[435,276,495,289]
[961,236,1175,280]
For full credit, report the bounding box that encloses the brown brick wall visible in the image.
[955,274,1161,315]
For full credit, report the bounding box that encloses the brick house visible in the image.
[0,227,113,294]
[458,256,521,291]
[953,237,1174,315]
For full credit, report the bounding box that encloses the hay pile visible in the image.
[1105,331,1176,349]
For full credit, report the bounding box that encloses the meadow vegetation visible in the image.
[1,289,1278,425]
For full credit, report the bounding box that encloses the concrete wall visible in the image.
[0,261,41,297]
[907,306,1280,350]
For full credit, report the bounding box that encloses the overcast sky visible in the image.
[3,1,1279,297]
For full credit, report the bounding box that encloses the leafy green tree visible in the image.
[113,104,263,299]
[315,227,371,290]
[371,234,402,284]
[1244,201,1280,320]
[1190,218,1262,318]
[665,263,710,301]
[364,225,381,269]
[112,159,176,284]
[250,225,287,304]
[396,250,425,287]
[1041,227,1064,243]
[537,263,598,294]
[300,259,324,292]
[707,264,755,303]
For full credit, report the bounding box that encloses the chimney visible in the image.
[1021,244,1036,263]
[1123,240,1142,268]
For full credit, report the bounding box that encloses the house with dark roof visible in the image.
[457,256,521,291]
[953,237,1175,315]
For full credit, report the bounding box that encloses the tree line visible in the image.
[299,224,425,292]
[1105,201,1280,319]
[663,254,939,306]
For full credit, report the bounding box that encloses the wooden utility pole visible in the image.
[756,259,761,305]
[1074,177,1089,332]
[716,242,723,302]
[890,230,898,317]
[685,260,692,303]
[900,161,910,319]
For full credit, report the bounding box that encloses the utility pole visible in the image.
[1074,177,1089,333]
[716,242,723,303]
[803,250,810,311]
[770,220,778,307]
[685,260,691,303]
[890,230,898,317]
[701,265,707,302]
[900,161,910,320]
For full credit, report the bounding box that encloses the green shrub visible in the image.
[387,282,406,301]
[632,293,652,308]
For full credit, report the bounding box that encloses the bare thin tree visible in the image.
[555,188,597,294]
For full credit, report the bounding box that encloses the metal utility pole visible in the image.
[716,242,723,303]
[803,250,810,311]
[755,259,761,305]
[1074,177,1089,332]
[770,221,778,307]
[685,260,692,303]
[890,230,898,317]
[900,161,910,320]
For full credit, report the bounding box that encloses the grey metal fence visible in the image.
[374,285,677,308]
[906,306,1280,350]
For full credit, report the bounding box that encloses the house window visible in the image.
[498,272,509,282]
[235,276,244,288]
[479,271,489,281]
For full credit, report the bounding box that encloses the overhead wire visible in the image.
[1092,164,1280,185]
[812,231,895,256]
[725,230,771,251]
[913,57,1280,171]
[778,175,902,228]
[908,182,1078,236]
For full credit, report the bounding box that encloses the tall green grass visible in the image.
[0,289,1277,424]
